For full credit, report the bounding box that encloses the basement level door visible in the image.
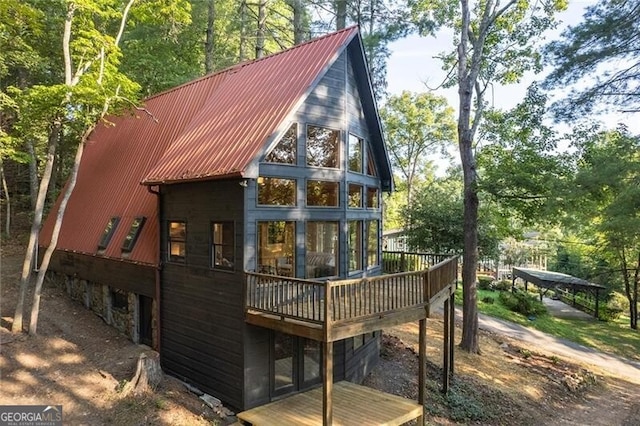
[271,331,321,398]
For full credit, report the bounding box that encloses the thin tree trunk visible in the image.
[239,1,247,61]
[0,158,10,237]
[256,0,267,59]
[12,125,60,333]
[289,0,305,44]
[335,0,347,30]
[29,131,87,335]
[205,0,215,73]
[27,141,38,209]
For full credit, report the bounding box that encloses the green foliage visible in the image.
[493,279,512,291]
[477,274,494,290]
[544,0,640,119]
[499,290,547,317]
[481,295,495,304]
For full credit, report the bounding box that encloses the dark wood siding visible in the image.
[160,179,246,410]
[344,332,381,383]
[48,251,155,297]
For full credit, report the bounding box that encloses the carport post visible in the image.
[595,289,600,319]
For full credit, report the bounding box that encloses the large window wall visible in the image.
[255,121,382,278]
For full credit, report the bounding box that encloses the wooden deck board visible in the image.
[237,381,423,426]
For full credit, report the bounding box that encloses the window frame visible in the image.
[305,124,341,169]
[257,177,297,206]
[366,187,379,209]
[348,220,363,273]
[211,221,235,271]
[264,123,298,165]
[306,179,340,207]
[98,217,121,251]
[348,183,363,209]
[111,288,128,312]
[121,216,146,253]
[366,220,379,269]
[305,221,339,279]
[168,220,187,264]
[257,221,296,276]
[348,133,363,173]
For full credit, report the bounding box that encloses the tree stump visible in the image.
[122,351,163,396]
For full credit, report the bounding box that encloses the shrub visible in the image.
[493,280,512,292]
[599,307,624,322]
[481,296,495,304]
[477,275,494,290]
[499,290,547,317]
[607,292,629,312]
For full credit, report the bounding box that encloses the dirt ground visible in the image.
[2,233,640,425]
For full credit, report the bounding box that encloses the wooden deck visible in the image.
[237,381,423,426]
[244,256,458,342]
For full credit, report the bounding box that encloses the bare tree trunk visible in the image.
[256,0,267,59]
[0,158,10,237]
[288,0,305,44]
[12,125,60,333]
[239,1,247,61]
[205,0,215,73]
[29,131,87,334]
[27,141,38,209]
[335,0,347,30]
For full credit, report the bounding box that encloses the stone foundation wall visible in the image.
[48,271,157,348]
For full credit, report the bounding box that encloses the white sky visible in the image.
[385,0,640,135]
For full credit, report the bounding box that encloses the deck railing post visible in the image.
[323,280,333,426]
[418,318,426,425]
[449,290,455,376]
[443,297,451,394]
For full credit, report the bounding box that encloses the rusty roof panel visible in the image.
[143,27,357,184]
[39,27,358,266]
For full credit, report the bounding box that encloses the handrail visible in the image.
[245,255,459,328]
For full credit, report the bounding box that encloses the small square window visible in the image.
[98,217,120,251]
[258,177,296,206]
[168,221,186,263]
[348,184,362,208]
[111,288,128,312]
[212,222,234,270]
[122,217,146,252]
[307,180,339,207]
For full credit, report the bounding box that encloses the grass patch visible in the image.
[455,287,640,361]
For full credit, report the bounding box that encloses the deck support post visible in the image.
[443,298,451,394]
[323,340,333,426]
[418,317,427,426]
[449,291,455,376]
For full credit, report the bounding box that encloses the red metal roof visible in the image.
[143,27,357,184]
[39,27,359,266]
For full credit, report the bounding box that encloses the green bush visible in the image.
[477,275,494,290]
[607,292,629,312]
[481,296,495,304]
[493,280,512,292]
[598,307,624,322]
[499,290,547,317]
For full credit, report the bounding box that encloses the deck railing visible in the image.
[245,255,459,327]
[382,251,453,274]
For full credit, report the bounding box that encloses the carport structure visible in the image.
[511,267,606,318]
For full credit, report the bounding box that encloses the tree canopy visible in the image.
[544,0,640,119]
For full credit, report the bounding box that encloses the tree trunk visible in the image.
[289,0,305,44]
[205,0,215,73]
[0,158,10,237]
[255,0,267,59]
[122,351,163,395]
[29,129,88,334]
[239,1,247,61]
[27,141,38,210]
[12,125,60,333]
[457,0,480,354]
[335,0,347,30]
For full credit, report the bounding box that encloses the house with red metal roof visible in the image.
[37,29,460,423]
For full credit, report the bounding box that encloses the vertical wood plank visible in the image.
[418,318,426,426]
[449,291,455,376]
[443,298,451,394]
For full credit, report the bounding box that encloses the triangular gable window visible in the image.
[98,217,120,251]
[122,217,146,253]
[265,123,297,164]
[366,144,377,176]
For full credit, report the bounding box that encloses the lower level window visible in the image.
[367,220,379,268]
[111,288,128,311]
[168,221,186,263]
[212,222,234,270]
[258,221,295,276]
[306,222,338,278]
